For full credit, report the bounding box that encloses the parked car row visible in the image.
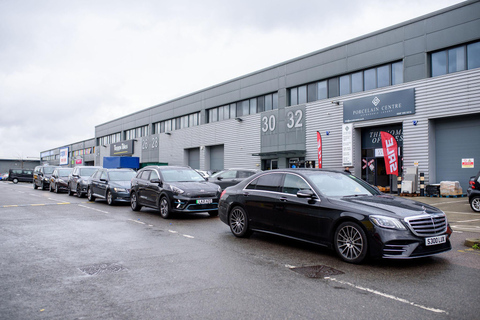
[25,164,454,264]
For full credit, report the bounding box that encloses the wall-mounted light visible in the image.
[331,101,340,105]
[413,120,418,126]
[235,117,243,122]
[326,131,330,136]
[165,132,171,135]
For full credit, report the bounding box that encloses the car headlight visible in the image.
[170,185,184,195]
[113,187,127,193]
[370,215,407,230]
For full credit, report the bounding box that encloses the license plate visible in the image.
[196,199,212,204]
[425,235,447,246]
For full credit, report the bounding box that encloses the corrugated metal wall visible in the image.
[305,68,480,188]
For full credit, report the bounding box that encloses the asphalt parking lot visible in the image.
[1,182,479,319]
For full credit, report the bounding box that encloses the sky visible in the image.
[0,0,465,160]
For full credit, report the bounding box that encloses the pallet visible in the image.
[400,193,420,197]
[426,194,466,198]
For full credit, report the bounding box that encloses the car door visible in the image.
[144,170,162,207]
[135,170,154,207]
[213,170,238,190]
[243,172,284,232]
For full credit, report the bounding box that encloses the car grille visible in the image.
[404,214,447,237]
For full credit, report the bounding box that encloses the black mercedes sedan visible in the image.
[130,166,221,218]
[219,169,452,264]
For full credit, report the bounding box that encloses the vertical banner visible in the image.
[342,124,353,167]
[316,131,322,168]
[380,131,398,176]
[59,147,69,166]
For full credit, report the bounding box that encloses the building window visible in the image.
[288,61,404,106]
[206,93,277,123]
[431,41,480,77]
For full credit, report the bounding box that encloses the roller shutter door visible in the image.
[210,145,224,172]
[188,148,200,169]
[435,114,480,191]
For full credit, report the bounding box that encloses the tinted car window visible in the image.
[247,173,283,192]
[282,174,311,194]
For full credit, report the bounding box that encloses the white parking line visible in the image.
[324,277,448,314]
[78,204,109,214]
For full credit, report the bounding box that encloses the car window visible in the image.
[44,167,56,174]
[246,173,283,192]
[150,171,159,180]
[100,171,108,180]
[58,169,72,177]
[161,169,205,182]
[139,170,150,180]
[282,174,311,195]
[80,168,98,177]
[238,171,255,178]
[221,170,237,179]
[25,170,33,174]
[109,171,136,181]
[309,172,375,197]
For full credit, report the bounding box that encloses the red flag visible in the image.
[380,131,398,176]
[317,131,322,169]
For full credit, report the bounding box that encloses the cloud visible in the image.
[0,0,464,159]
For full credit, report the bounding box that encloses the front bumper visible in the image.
[369,226,452,259]
[111,191,131,203]
[171,195,219,213]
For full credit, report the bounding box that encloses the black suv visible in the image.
[67,166,102,197]
[467,170,480,212]
[87,168,136,205]
[33,165,59,190]
[130,166,221,218]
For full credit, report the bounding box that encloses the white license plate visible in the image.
[196,199,212,204]
[425,235,447,246]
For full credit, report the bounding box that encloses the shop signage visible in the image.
[342,124,353,167]
[111,140,134,156]
[59,147,69,165]
[462,158,474,168]
[343,88,415,123]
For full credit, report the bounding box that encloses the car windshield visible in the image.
[161,169,205,182]
[309,172,379,197]
[44,167,56,174]
[58,169,72,176]
[108,171,136,181]
[80,168,98,177]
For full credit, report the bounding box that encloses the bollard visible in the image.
[420,172,425,196]
[397,176,402,195]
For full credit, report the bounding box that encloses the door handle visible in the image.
[279,197,288,202]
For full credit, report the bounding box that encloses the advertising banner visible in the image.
[316,131,322,168]
[380,131,398,176]
[59,147,69,165]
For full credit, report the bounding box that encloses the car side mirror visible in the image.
[151,178,163,187]
[217,176,223,181]
[297,189,316,198]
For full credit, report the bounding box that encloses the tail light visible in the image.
[220,189,227,199]
[470,181,476,189]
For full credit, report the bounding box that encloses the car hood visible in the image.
[109,181,131,189]
[169,181,219,195]
[328,195,443,218]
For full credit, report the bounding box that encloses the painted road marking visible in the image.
[285,265,447,314]
[78,204,109,214]
[324,277,448,314]
[1,202,76,208]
